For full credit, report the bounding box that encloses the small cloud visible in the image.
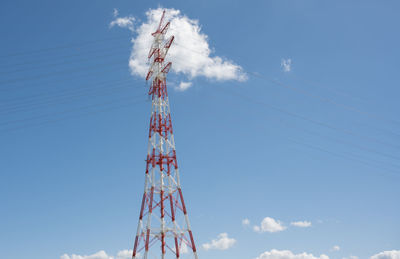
[110,16,135,32]
[281,58,292,72]
[253,217,286,233]
[202,233,236,251]
[331,245,340,252]
[370,250,400,259]
[290,221,312,228]
[176,81,192,91]
[242,218,250,226]
[113,8,119,17]
[343,256,358,259]
[256,249,329,259]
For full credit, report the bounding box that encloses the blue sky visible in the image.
[0,1,399,259]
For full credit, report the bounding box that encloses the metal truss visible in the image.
[132,10,199,259]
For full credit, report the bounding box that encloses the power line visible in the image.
[0,47,128,76]
[0,44,128,69]
[211,84,400,177]
[0,63,131,94]
[0,77,133,105]
[269,116,400,168]
[214,84,400,150]
[288,138,400,178]
[0,95,146,133]
[2,32,398,180]
[173,41,400,134]
[0,99,145,134]
[0,81,136,117]
[289,74,367,104]
[3,34,399,157]
[250,72,400,129]
[0,35,127,59]
[0,60,126,86]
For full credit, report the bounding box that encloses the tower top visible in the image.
[152,10,170,36]
[145,10,174,86]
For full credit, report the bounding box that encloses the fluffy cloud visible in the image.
[370,250,400,259]
[60,250,132,259]
[291,221,312,228]
[253,217,286,233]
[255,249,329,259]
[110,16,135,32]
[281,58,292,72]
[242,218,251,226]
[343,256,358,259]
[202,233,236,251]
[127,8,246,88]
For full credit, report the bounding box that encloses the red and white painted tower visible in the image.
[132,11,199,259]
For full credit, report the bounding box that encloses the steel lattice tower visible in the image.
[132,11,199,259]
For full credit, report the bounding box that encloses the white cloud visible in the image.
[343,256,358,259]
[331,245,340,252]
[281,58,292,72]
[256,249,329,259]
[253,217,286,233]
[127,8,247,86]
[113,8,119,18]
[176,81,192,91]
[290,221,312,228]
[202,233,236,251]
[116,250,132,259]
[370,250,400,259]
[60,250,113,259]
[60,250,133,259]
[242,218,251,226]
[110,16,135,32]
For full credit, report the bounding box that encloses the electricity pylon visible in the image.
[132,10,199,259]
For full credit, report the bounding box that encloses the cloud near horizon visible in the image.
[202,233,236,251]
[60,250,131,259]
[255,249,329,259]
[60,248,400,259]
[370,250,400,259]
